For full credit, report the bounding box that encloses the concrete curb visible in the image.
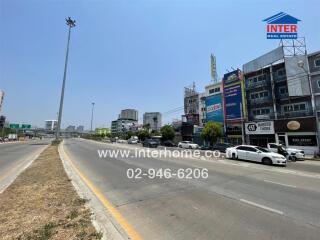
[58,141,127,240]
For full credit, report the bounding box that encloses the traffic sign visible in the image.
[21,124,31,129]
[9,124,20,129]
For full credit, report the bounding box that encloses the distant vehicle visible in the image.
[178,141,199,149]
[226,145,287,166]
[128,139,139,144]
[8,134,18,141]
[161,140,176,147]
[267,143,305,161]
[212,143,234,153]
[117,139,127,143]
[142,139,159,148]
[200,145,211,150]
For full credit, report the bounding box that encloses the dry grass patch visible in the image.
[0,145,102,240]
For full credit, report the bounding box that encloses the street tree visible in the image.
[160,125,175,141]
[137,129,150,141]
[201,122,223,145]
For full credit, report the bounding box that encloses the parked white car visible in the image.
[178,141,199,149]
[226,145,287,166]
[267,143,305,160]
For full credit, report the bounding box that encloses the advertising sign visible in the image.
[205,94,223,123]
[245,121,274,135]
[223,70,240,85]
[224,84,242,120]
[263,12,300,39]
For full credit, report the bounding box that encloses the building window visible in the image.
[279,87,288,95]
[317,80,320,88]
[283,103,306,112]
[277,69,285,77]
[252,108,271,115]
[315,58,320,67]
[250,91,269,100]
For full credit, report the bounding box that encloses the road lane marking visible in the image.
[60,143,142,240]
[263,180,297,188]
[240,199,284,215]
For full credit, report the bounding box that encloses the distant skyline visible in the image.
[1,0,319,129]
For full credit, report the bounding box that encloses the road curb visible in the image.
[58,140,140,240]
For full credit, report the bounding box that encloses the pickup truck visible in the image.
[267,143,305,161]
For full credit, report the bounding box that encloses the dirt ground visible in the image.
[0,145,102,240]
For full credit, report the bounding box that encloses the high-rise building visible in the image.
[76,125,84,133]
[120,109,138,121]
[65,125,76,132]
[143,112,162,131]
[45,120,58,131]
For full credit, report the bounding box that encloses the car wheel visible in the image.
[232,153,237,160]
[262,157,272,165]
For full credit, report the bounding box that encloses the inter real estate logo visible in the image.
[263,12,300,39]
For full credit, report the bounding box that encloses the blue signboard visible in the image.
[205,94,223,123]
[224,84,242,120]
[223,70,240,85]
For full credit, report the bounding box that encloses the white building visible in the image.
[120,109,138,121]
[143,112,162,131]
[45,120,57,131]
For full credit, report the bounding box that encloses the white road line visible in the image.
[263,180,297,188]
[240,199,284,215]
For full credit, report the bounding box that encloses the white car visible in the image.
[178,141,199,149]
[267,143,305,160]
[226,145,287,166]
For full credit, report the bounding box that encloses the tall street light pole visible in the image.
[56,17,76,140]
[90,102,95,133]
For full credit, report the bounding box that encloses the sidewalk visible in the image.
[0,145,102,240]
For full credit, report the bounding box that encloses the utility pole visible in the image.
[90,102,95,133]
[55,17,76,140]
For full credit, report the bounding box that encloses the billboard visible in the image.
[245,121,274,135]
[205,94,223,123]
[223,70,240,85]
[224,84,243,120]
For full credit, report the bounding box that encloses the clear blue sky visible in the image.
[1,0,319,129]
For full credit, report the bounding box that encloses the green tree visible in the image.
[137,130,150,141]
[201,122,223,145]
[160,125,175,141]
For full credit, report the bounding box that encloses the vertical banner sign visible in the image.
[205,94,223,123]
[224,84,242,121]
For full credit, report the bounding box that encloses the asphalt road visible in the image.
[0,139,50,192]
[64,138,320,240]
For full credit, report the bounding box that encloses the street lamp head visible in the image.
[297,60,304,68]
[66,17,76,28]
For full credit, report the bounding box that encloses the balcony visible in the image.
[248,97,273,106]
[277,110,314,119]
[248,113,275,121]
[273,75,286,83]
[246,80,271,89]
[275,93,289,100]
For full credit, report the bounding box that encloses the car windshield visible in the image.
[255,147,269,153]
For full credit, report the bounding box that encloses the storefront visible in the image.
[245,121,275,147]
[274,117,318,154]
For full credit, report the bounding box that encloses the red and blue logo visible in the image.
[263,12,300,39]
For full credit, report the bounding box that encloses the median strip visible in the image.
[0,144,102,240]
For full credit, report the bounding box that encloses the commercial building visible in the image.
[111,119,138,135]
[243,44,317,154]
[222,69,246,145]
[45,120,57,132]
[143,112,162,131]
[183,84,200,126]
[308,51,320,130]
[65,125,76,132]
[76,125,84,133]
[120,109,138,121]
[205,81,224,124]
[95,128,111,135]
